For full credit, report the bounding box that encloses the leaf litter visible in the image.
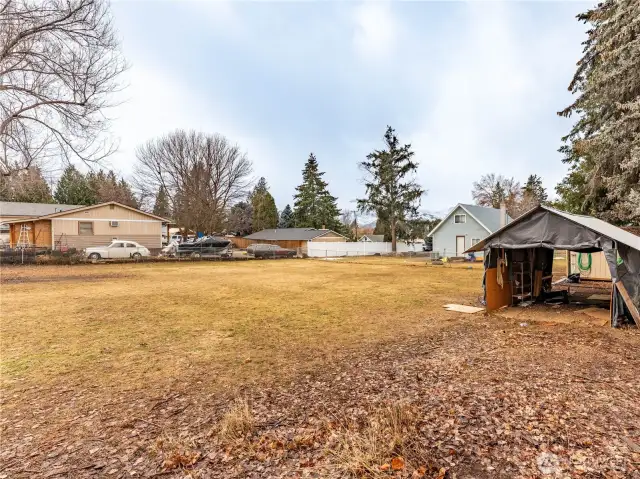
[1,316,639,478]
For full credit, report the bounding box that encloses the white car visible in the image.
[85,240,150,260]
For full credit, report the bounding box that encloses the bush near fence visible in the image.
[0,247,85,265]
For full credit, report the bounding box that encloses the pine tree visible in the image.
[522,175,547,203]
[279,204,294,228]
[0,167,53,203]
[253,191,278,231]
[293,153,341,230]
[54,166,96,205]
[357,127,424,252]
[249,177,278,231]
[85,169,138,207]
[153,187,171,218]
[558,0,640,223]
[117,178,139,208]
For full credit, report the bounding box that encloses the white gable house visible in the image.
[428,204,510,258]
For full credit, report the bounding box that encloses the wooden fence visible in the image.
[229,237,307,250]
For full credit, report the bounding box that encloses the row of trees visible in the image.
[0,165,137,207]
[132,125,426,252]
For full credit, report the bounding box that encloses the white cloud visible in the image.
[407,2,579,212]
[352,1,397,63]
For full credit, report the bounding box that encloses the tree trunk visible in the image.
[390,219,396,253]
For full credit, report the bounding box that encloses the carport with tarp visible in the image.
[466,205,640,327]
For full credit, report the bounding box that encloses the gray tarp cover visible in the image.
[477,210,640,327]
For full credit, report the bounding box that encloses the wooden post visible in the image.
[615,281,640,325]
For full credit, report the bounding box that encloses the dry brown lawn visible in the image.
[1,258,639,478]
[1,259,482,391]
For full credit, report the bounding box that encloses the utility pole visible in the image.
[349,199,359,241]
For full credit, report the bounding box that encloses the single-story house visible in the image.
[466,205,640,328]
[3,201,170,251]
[428,203,511,257]
[358,234,384,242]
[232,227,347,252]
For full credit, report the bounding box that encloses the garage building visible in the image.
[232,227,347,253]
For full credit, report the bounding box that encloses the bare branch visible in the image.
[133,130,253,234]
[0,0,127,175]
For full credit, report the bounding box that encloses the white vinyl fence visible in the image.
[307,241,421,258]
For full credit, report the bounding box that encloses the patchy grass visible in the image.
[330,401,430,477]
[0,259,482,391]
[217,398,255,442]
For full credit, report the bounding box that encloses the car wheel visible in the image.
[89,252,101,260]
[132,252,142,260]
[191,252,202,260]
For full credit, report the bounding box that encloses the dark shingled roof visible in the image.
[244,228,342,241]
[0,201,83,218]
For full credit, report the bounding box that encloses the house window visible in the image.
[472,238,481,246]
[454,214,466,224]
[78,222,93,235]
[109,204,115,210]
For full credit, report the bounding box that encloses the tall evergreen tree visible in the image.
[357,127,424,252]
[0,167,53,203]
[522,174,548,204]
[116,178,139,208]
[54,166,96,205]
[250,177,278,231]
[253,191,278,231]
[279,204,294,228]
[557,0,640,224]
[293,153,341,230]
[86,169,138,207]
[153,187,171,218]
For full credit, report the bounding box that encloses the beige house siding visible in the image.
[54,233,161,250]
[52,218,162,249]
[50,204,163,250]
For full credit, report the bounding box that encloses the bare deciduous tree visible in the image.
[134,130,253,234]
[0,0,127,175]
[471,173,522,217]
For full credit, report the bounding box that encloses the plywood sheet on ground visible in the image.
[587,294,610,301]
[580,307,611,322]
[443,304,484,313]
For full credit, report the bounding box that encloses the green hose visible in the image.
[577,252,592,271]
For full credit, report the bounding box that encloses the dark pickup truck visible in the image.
[176,236,232,259]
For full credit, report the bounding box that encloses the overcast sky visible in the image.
[105,0,590,218]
